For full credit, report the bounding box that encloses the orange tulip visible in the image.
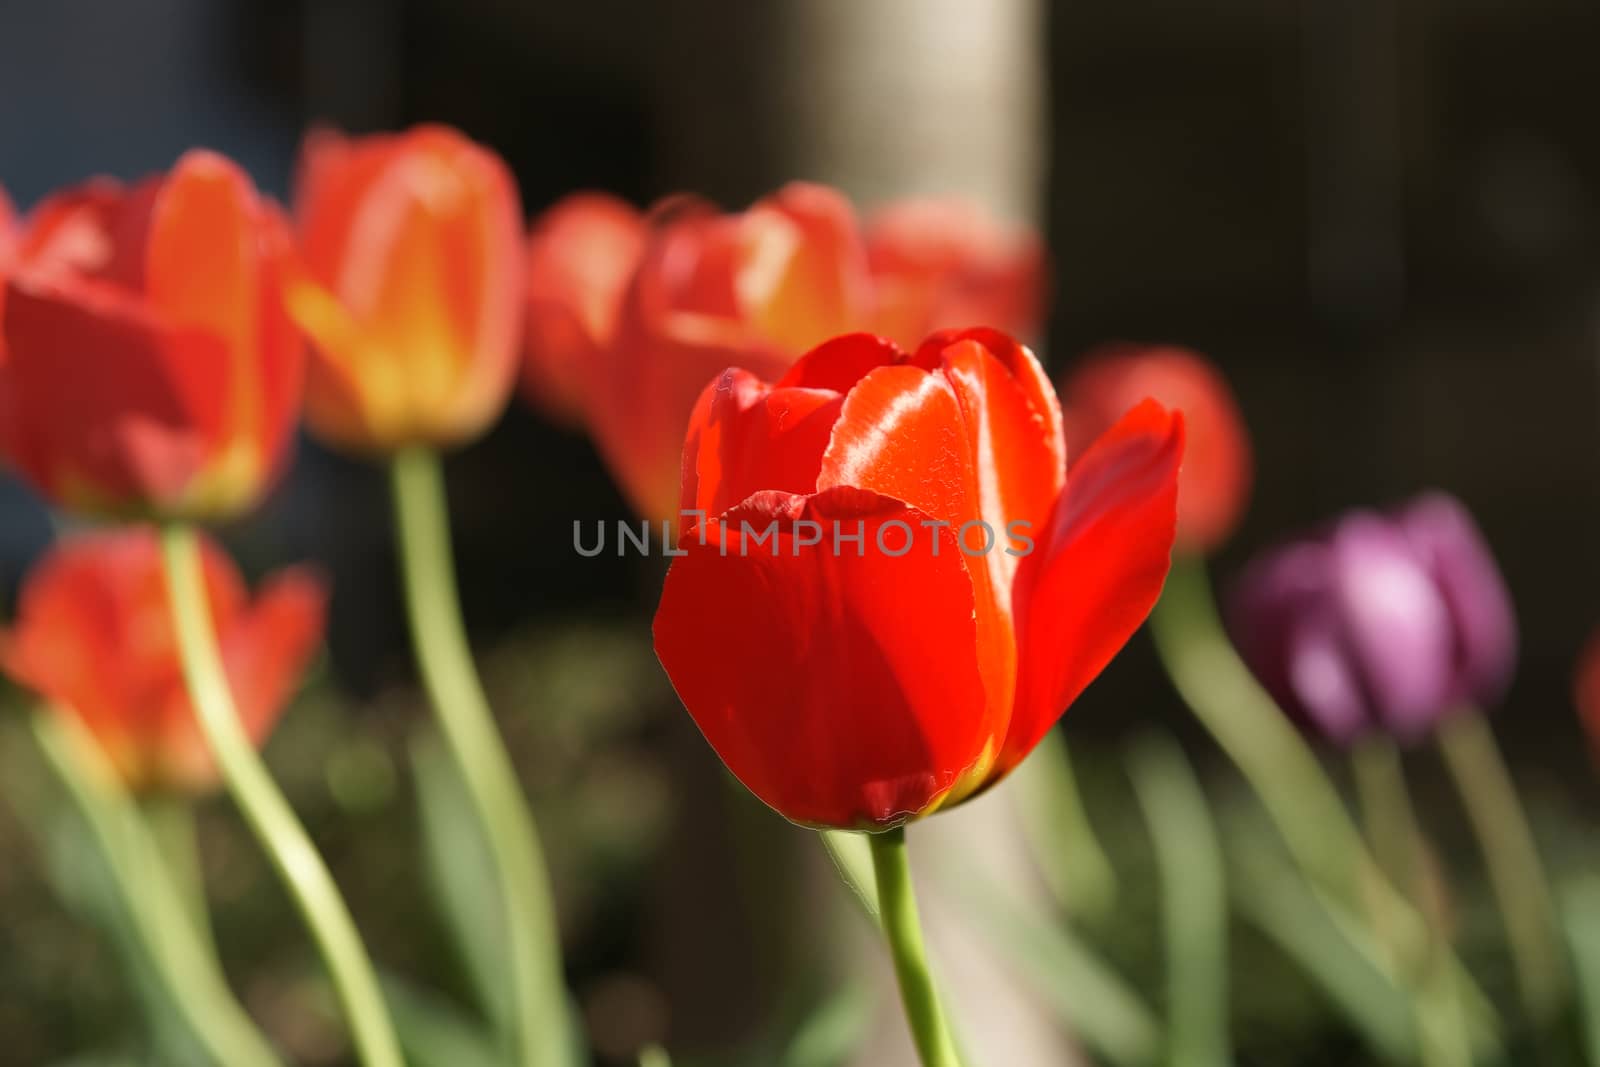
[287,124,524,455]
[0,153,304,519]
[1059,344,1252,554]
[865,197,1044,351]
[0,528,326,793]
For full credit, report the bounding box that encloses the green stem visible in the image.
[1438,710,1568,1023]
[1149,555,1500,1050]
[159,523,402,1067]
[868,828,963,1067]
[33,711,284,1067]
[390,446,570,1066]
[1015,729,1118,924]
[141,794,212,949]
[1350,737,1471,1067]
[1127,734,1229,1067]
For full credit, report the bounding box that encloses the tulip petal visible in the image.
[738,183,870,354]
[680,368,844,519]
[1,274,230,509]
[1004,400,1183,771]
[522,193,646,424]
[221,566,328,752]
[776,332,905,392]
[653,487,991,829]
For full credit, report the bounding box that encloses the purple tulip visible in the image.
[1227,492,1517,745]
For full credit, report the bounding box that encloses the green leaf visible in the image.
[381,973,506,1067]
[947,866,1163,1066]
[781,978,874,1067]
[1229,831,1417,1063]
[1126,734,1230,1067]
[818,831,878,924]
[1561,878,1600,1067]
[411,730,516,1041]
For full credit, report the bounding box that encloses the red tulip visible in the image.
[287,124,524,455]
[653,329,1183,829]
[521,193,646,426]
[0,152,304,519]
[1578,630,1600,763]
[0,184,16,361]
[865,197,1045,351]
[1059,344,1251,554]
[0,528,326,793]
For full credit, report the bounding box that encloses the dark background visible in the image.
[1,1,1598,1064]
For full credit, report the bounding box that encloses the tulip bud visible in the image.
[1059,344,1252,554]
[1228,493,1516,746]
[287,124,524,455]
[0,153,304,520]
[0,528,326,793]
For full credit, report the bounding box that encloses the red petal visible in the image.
[2,273,230,510]
[1003,400,1184,771]
[522,193,646,423]
[653,487,990,829]
[221,566,328,752]
[775,332,905,392]
[679,368,844,519]
[737,183,871,353]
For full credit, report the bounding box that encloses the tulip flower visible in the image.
[653,328,1183,829]
[1059,345,1252,554]
[1228,492,1516,746]
[523,184,1046,520]
[521,192,645,425]
[0,528,325,793]
[287,124,523,454]
[0,152,304,519]
[864,196,1044,351]
[1576,630,1600,760]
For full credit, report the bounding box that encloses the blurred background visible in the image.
[1,1,1598,1064]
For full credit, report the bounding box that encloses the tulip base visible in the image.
[868,827,963,1067]
[160,523,403,1067]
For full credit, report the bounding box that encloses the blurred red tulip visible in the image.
[288,124,523,454]
[654,329,1182,829]
[523,184,1046,520]
[0,528,326,793]
[865,197,1044,351]
[0,152,304,519]
[0,185,15,362]
[521,193,646,426]
[1059,345,1251,554]
[1578,630,1600,762]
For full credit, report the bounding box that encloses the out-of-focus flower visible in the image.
[287,124,523,455]
[523,184,1046,519]
[1228,492,1516,746]
[864,197,1043,351]
[653,328,1182,829]
[0,528,326,792]
[1577,630,1600,760]
[0,185,16,361]
[521,193,645,426]
[0,153,304,519]
[1059,344,1252,554]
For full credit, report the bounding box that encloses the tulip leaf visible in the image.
[1228,828,1417,1063]
[1560,878,1600,1066]
[1126,733,1230,1067]
[780,978,874,1067]
[410,730,516,1043]
[819,830,879,924]
[381,973,505,1067]
[947,865,1163,1066]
